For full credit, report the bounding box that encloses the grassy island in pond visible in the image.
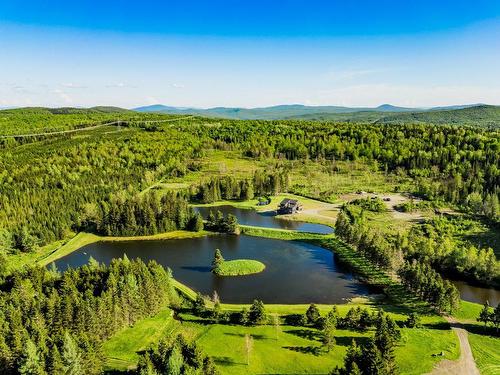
[215,259,266,276]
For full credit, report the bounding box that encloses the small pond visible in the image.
[54,234,373,304]
[452,280,500,306]
[195,205,334,234]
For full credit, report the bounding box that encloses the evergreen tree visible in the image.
[166,345,183,375]
[18,339,44,375]
[193,293,206,315]
[306,303,321,325]
[478,302,492,327]
[249,300,266,325]
[62,332,83,375]
[212,249,224,272]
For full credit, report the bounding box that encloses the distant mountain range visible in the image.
[133,103,494,121]
[133,103,419,119]
[3,103,498,127]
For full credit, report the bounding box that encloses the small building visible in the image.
[277,198,302,214]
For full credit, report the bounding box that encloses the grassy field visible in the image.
[240,224,332,240]
[102,302,458,375]
[215,259,266,276]
[453,300,484,322]
[102,308,178,371]
[469,333,500,375]
[153,149,413,204]
[193,192,332,211]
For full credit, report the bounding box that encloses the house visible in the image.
[277,198,302,214]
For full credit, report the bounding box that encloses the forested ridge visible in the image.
[0,110,498,261]
[0,108,499,374]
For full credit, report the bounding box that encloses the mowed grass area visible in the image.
[193,192,330,212]
[102,304,458,375]
[453,300,483,322]
[102,308,179,371]
[215,259,266,276]
[469,333,500,375]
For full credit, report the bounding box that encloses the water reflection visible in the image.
[195,205,333,234]
[452,280,500,305]
[54,234,370,304]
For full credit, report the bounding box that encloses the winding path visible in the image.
[428,317,479,375]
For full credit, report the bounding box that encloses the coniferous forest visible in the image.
[0,108,498,374]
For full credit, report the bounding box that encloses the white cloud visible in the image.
[145,96,160,105]
[171,83,185,89]
[51,89,73,104]
[61,83,87,89]
[105,82,137,88]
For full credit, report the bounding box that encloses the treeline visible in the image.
[79,191,200,236]
[335,206,403,270]
[477,302,500,332]
[0,257,176,374]
[194,170,289,203]
[184,119,500,220]
[331,313,401,375]
[335,205,462,311]
[204,211,239,234]
[404,216,499,286]
[399,261,460,313]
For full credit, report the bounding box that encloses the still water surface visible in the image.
[54,204,498,305]
[452,280,499,306]
[54,234,371,304]
[195,205,334,234]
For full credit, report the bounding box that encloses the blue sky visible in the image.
[1,1,499,108]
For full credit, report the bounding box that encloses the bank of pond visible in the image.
[52,232,499,306]
[195,205,334,234]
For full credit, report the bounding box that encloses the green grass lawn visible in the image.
[102,308,179,371]
[469,333,500,375]
[240,224,331,240]
[396,327,459,374]
[187,322,458,375]
[101,298,458,375]
[215,259,266,276]
[453,300,483,322]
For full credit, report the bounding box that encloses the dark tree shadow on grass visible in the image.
[224,332,271,340]
[283,345,322,356]
[422,321,452,330]
[461,323,499,337]
[283,329,323,342]
[335,335,370,347]
[213,356,245,366]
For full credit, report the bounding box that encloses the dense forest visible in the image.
[0,257,176,374]
[336,202,498,292]
[183,119,499,211]
[0,108,499,373]
[1,110,498,254]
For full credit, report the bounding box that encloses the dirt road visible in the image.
[428,317,479,375]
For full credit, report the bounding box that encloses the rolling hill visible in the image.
[133,103,500,127]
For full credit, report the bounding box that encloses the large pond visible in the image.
[54,234,373,304]
[195,205,334,234]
